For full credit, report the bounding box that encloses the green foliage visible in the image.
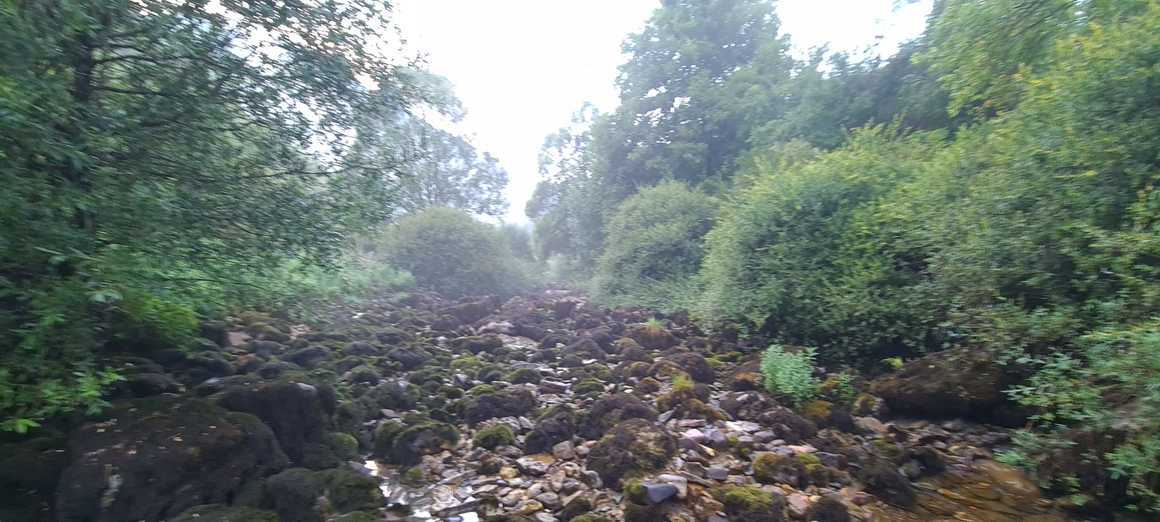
[1007,321,1160,512]
[759,345,817,406]
[698,129,945,360]
[378,208,531,297]
[592,182,717,310]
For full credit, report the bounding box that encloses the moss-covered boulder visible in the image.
[473,424,516,450]
[752,452,807,487]
[657,352,714,383]
[585,419,676,488]
[713,485,787,522]
[859,459,915,507]
[869,347,1026,424]
[265,467,382,522]
[578,393,658,439]
[504,367,543,385]
[626,323,678,350]
[450,334,504,354]
[461,387,536,424]
[206,376,335,466]
[373,419,459,465]
[55,397,288,522]
[524,404,577,454]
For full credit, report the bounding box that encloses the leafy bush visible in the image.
[698,129,945,361]
[592,182,717,310]
[378,207,531,297]
[1005,320,1160,512]
[760,345,817,406]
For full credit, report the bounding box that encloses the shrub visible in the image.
[378,207,531,297]
[592,182,717,310]
[760,345,817,406]
[1006,320,1160,512]
[697,129,945,362]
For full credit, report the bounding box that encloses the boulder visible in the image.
[208,376,335,465]
[55,397,287,522]
[524,405,577,454]
[869,347,1025,424]
[462,387,536,424]
[626,323,678,350]
[170,504,279,522]
[387,346,430,370]
[266,467,383,522]
[585,419,676,488]
[578,393,658,439]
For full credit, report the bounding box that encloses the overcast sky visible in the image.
[393,0,933,224]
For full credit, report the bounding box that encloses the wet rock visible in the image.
[55,397,288,522]
[585,419,677,487]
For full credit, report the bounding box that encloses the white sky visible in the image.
[393,0,933,224]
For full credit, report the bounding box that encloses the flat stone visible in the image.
[787,492,810,518]
[535,492,562,510]
[725,420,761,433]
[706,467,730,481]
[644,483,679,504]
[656,474,688,499]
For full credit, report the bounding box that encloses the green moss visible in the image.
[450,355,483,373]
[570,515,613,522]
[372,420,404,460]
[400,466,425,486]
[800,400,833,423]
[796,452,822,468]
[752,452,804,485]
[466,383,498,396]
[715,485,781,518]
[872,439,905,462]
[622,478,648,505]
[504,368,542,385]
[472,424,516,450]
[573,378,605,395]
[318,468,383,513]
[324,432,359,460]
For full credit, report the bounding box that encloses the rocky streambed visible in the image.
[0,291,1101,521]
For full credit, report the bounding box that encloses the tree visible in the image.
[0,0,423,430]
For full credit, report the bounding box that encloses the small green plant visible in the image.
[760,345,817,406]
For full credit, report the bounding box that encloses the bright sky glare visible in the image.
[393,0,934,224]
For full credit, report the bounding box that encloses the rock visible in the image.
[752,452,806,487]
[55,397,288,522]
[373,419,459,465]
[562,338,606,361]
[626,323,678,350]
[387,346,430,370]
[170,504,279,522]
[662,353,714,383]
[474,424,517,450]
[578,393,658,439]
[715,485,787,522]
[117,372,182,397]
[463,387,536,423]
[859,460,915,507]
[517,455,553,476]
[284,346,330,368]
[265,467,382,522]
[804,495,850,522]
[442,299,495,324]
[655,474,688,499]
[585,419,677,488]
[754,406,818,443]
[374,327,412,345]
[706,467,730,481]
[535,491,562,510]
[0,437,69,521]
[209,377,334,465]
[342,341,380,357]
[451,334,505,354]
[552,441,576,460]
[786,492,810,518]
[644,483,678,504]
[869,347,1025,424]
